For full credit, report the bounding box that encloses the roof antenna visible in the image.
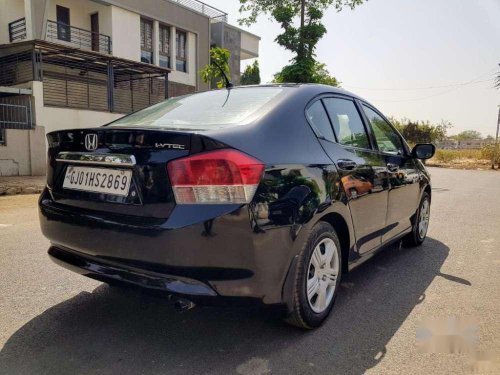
[212,60,234,89]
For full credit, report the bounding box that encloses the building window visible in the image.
[159,24,170,68]
[140,18,153,64]
[56,5,71,42]
[0,129,6,146]
[176,30,187,72]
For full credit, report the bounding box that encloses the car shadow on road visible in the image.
[0,238,459,375]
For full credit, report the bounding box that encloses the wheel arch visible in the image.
[281,207,354,311]
[424,184,432,201]
[317,212,351,275]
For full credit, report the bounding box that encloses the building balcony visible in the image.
[45,20,112,55]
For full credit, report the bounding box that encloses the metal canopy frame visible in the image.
[0,40,171,114]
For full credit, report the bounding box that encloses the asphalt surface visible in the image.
[0,167,499,374]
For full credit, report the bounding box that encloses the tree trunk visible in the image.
[299,0,306,61]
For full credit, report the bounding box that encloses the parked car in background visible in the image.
[39,84,435,329]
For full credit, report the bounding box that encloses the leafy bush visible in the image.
[481,144,499,162]
[200,47,231,89]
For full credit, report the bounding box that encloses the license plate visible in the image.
[63,166,132,196]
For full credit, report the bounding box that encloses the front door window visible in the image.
[362,105,404,155]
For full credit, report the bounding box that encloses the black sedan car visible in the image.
[39,84,435,329]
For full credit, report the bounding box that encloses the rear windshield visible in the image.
[107,87,285,130]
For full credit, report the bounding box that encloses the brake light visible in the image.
[167,149,265,204]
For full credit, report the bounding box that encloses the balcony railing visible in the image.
[9,17,27,42]
[45,20,112,54]
[169,0,228,22]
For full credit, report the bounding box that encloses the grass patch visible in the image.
[428,146,499,169]
[433,149,483,163]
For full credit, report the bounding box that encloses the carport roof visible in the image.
[0,39,171,77]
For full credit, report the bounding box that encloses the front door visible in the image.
[361,104,422,242]
[90,13,99,52]
[306,96,389,255]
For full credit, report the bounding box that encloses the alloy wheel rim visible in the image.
[418,199,430,239]
[306,238,339,313]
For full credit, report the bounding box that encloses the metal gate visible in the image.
[0,96,34,130]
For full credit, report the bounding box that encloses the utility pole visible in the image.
[493,105,500,169]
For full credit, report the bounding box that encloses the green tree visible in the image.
[387,116,407,134]
[241,60,261,85]
[273,60,340,86]
[200,47,231,89]
[388,117,451,145]
[456,130,482,141]
[432,120,452,142]
[239,0,365,84]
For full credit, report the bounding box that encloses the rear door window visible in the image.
[305,100,336,142]
[322,98,371,149]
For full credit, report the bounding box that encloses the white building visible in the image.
[0,0,260,176]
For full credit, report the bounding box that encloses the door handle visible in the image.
[387,163,400,172]
[337,159,358,171]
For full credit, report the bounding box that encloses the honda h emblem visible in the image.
[84,133,98,151]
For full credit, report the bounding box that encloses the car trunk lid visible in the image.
[46,127,224,220]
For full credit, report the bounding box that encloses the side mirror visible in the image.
[411,144,435,160]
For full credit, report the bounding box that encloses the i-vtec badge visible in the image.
[155,143,186,150]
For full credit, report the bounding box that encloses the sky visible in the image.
[204,0,500,136]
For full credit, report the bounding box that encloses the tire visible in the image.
[402,192,430,247]
[285,222,342,329]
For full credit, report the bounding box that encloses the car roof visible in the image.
[226,83,371,106]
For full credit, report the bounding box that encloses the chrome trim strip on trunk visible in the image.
[56,152,136,167]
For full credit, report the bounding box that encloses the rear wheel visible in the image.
[403,192,430,247]
[285,222,342,329]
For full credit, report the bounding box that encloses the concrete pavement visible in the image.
[0,167,499,374]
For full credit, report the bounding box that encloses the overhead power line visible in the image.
[370,79,495,103]
[343,69,497,91]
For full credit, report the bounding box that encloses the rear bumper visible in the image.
[39,189,302,305]
[48,245,217,296]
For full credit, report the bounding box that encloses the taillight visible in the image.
[167,149,265,204]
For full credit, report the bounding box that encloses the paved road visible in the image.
[0,168,499,375]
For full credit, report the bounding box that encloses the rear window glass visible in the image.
[323,98,371,150]
[107,88,284,129]
[306,100,335,142]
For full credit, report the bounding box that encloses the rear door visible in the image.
[306,96,389,255]
[360,103,421,242]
